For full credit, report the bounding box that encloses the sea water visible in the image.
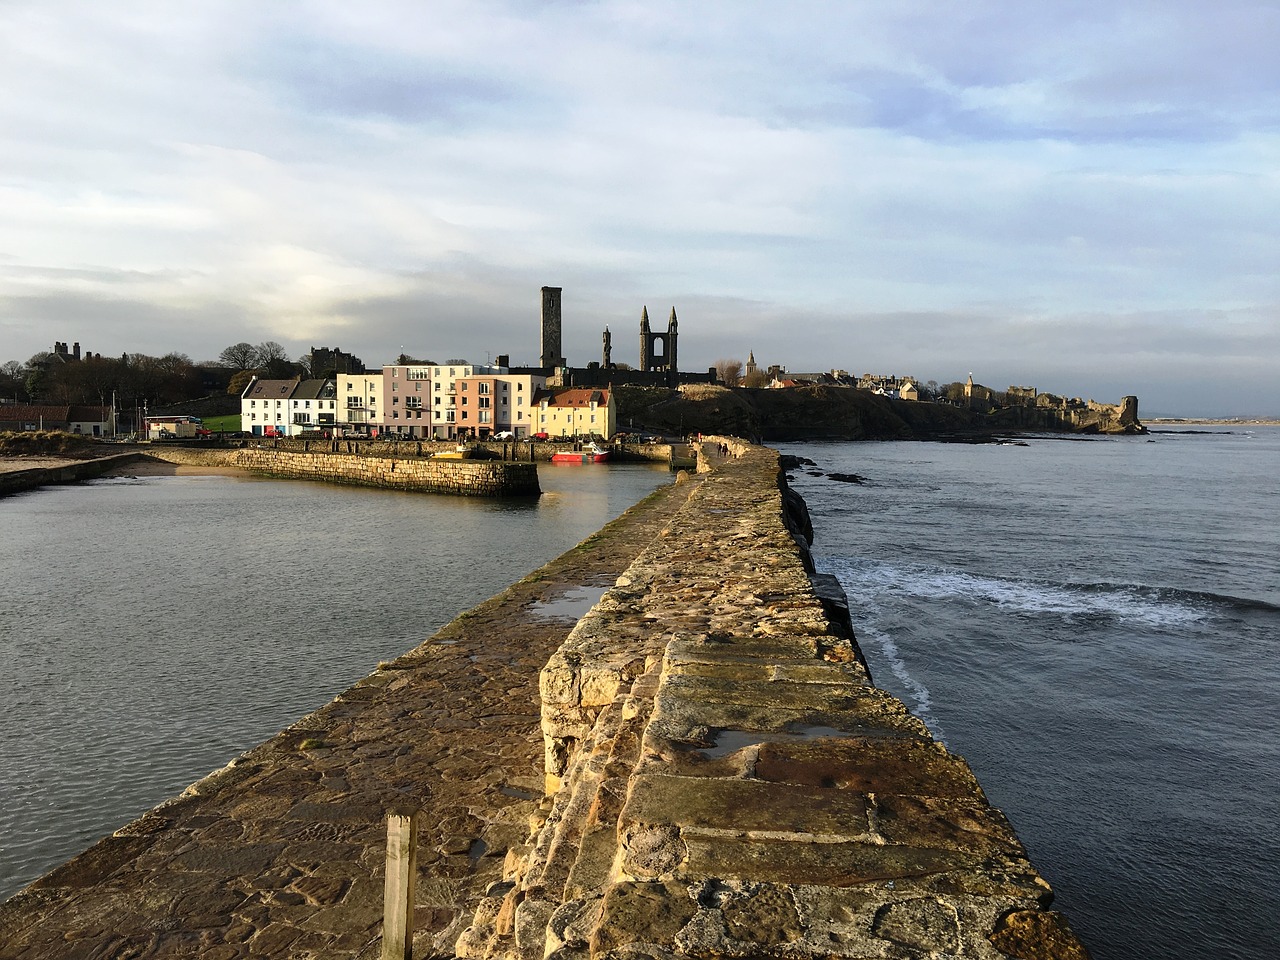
[781,428,1280,960]
[0,463,672,900]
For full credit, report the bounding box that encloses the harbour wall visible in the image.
[0,442,1086,959]
[0,453,141,497]
[142,447,541,497]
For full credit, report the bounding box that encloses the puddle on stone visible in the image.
[498,785,540,801]
[529,585,608,621]
[697,725,855,760]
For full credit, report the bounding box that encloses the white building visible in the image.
[285,379,338,436]
[241,377,297,437]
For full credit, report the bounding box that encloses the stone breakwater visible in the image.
[0,442,1086,959]
[0,453,141,496]
[145,447,540,497]
[458,439,1087,960]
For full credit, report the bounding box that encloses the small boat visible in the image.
[432,444,476,460]
[551,442,611,465]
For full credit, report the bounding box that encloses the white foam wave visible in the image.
[823,557,1206,629]
[858,623,945,742]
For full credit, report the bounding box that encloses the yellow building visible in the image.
[534,388,616,439]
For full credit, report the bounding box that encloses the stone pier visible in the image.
[0,442,1087,959]
[455,440,1087,959]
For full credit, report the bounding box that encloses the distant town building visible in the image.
[0,404,114,436]
[288,379,337,436]
[335,372,383,435]
[309,346,365,376]
[240,377,299,437]
[534,388,616,439]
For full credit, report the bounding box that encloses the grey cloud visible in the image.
[241,33,524,124]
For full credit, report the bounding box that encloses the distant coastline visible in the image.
[1144,418,1280,426]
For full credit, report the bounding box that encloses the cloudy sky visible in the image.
[2,1,1277,416]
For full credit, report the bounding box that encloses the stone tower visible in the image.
[639,306,652,370]
[666,307,678,377]
[602,326,612,368]
[541,286,564,370]
[639,305,679,385]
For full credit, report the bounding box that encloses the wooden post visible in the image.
[381,808,418,960]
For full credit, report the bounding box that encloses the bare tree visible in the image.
[254,341,288,365]
[1,360,27,401]
[219,342,258,370]
[715,358,744,387]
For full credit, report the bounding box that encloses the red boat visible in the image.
[551,442,611,465]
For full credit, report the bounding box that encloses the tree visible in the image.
[255,341,287,365]
[219,342,258,370]
[715,358,743,387]
[1,360,27,402]
[227,369,256,396]
[742,368,769,388]
[255,341,299,379]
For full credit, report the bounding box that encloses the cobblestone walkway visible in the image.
[0,478,699,959]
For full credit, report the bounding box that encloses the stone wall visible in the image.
[152,447,541,497]
[0,453,140,497]
[457,442,1088,960]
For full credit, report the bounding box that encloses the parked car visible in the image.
[493,430,515,440]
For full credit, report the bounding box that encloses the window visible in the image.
[250,400,256,408]
[479,382,490,395]
[479,397,490,409]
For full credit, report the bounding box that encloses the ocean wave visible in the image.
[815,556,1251,628]
[855,623,945,741]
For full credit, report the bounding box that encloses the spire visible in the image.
[640,306,650,331]
[668,307,677,332]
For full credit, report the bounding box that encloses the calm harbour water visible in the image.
[782,427,1280,960]
[0,462,673,901]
